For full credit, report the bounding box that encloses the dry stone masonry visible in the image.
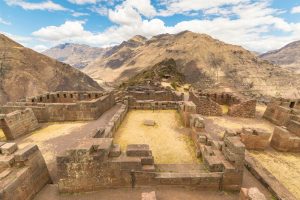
[189,89,256,118]
[0,142,51,200]
[0,108,40,140]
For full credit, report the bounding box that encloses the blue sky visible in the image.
[1,0,300,53]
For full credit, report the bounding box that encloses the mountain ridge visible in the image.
[0,34,102,105]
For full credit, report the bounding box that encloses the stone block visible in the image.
[14,144,38,162]
[126,144,151,157]
[144,120,156,126]
[0,143,18,155]
[109,144,121,157]
[142,191,156,200]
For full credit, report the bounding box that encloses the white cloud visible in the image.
[32,21,92,41]
[32,44,48,52]
[291,6,300,14]
[28,0,300,53]
[90,6,109,16]
[5,0,67,11]
[68,0,97,5]
[158,0,244,16]
[71,11,89,17]
[0,18,11,25]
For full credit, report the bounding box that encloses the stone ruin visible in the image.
[0,91,115,122]
[189,89,256,118]
[0,108,40,140]
[240,128,271,150]
[0,142,51,199]
[263,98,300,152]
[240,187,266,200]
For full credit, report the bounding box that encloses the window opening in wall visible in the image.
[64,94,67,98]
[47,95,50,99]
[57,94,60,98]
[88,94,91,98]
[70,94,73,98]
[290,102,295,108]
[40,97,42,102]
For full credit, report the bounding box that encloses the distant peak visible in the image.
[129,35,147,43]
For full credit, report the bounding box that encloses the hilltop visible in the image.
[0,34,102,105]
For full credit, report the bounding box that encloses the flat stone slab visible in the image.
[142,191,157,200]
[144,120,156,126]
[126,144,151,157]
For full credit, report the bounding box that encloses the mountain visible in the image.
[43,43,108,69]
[83,31,300,99]
[0,34,102,105]
[260,41,300,74]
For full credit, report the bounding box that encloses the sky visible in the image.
[1,0,300,53]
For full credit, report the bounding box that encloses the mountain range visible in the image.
[260,41,300,74]
[0,34,102,105]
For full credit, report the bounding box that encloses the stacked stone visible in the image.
[228,100,256,118]
[0,108,40,140]
[240,128,271,150]
[129,99,179,110]
[0,142,51,200]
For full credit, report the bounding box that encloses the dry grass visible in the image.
[0,129,6,141]
[114,110,200,164]
[249,150,300,198]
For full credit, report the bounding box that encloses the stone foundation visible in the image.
[270,126,300,152]
[0,142,51,200]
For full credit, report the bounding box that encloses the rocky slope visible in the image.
[43,43,107,69]
[260,41,300,74]
[0,34,102,105]
[84,31,300,98]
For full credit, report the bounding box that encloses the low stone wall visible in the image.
[189,91,222,116]
[0,108,40,140]
[1,93,115,122]
[0,142,51,200]
[126,90,183,102]
[189,90,256,118]
[128,97,179,110]
[228,100,256,118]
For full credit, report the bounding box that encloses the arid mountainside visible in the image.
[260,41,300,74]
[84,31,300,98]
[43,43,107,69]
[0,34,102,105]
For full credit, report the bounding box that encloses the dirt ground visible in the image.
[0,128,5,141]
[114,110,200,164]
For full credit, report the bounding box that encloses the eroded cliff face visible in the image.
[0,34,102,105]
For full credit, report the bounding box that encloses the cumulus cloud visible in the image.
[71,11,89,17]
[291,6,300,14]
[32,44,48,52]
[29,0,300,53]
[0,18,11,25]
[32,21,92,41]
[5,0,67,11]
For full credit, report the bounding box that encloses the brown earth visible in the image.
[0,34,102,105]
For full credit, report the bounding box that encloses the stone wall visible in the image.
[128,97,179,110]
[1,93,115,122]
[263,98,300,126]
[0,142,51,200]
[0,108,40,140]
[178,101,197,127]
[270,126,300,152]
[189,89,256,118]
[27,91,105,103]
[191,127,245,191]
[240,128,271,150]
[126,89,183,102]
[189,91,223,116]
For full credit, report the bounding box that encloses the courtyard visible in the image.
[114,110,200,164]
